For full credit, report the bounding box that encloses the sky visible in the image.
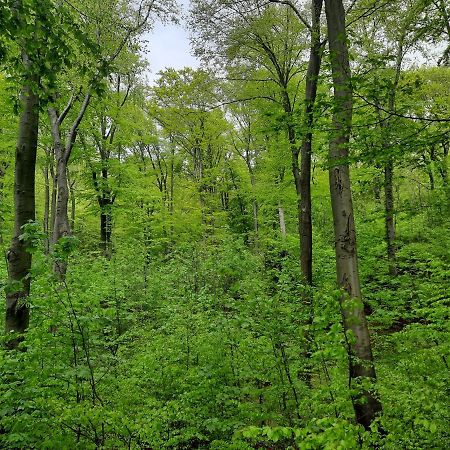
[143,1,200,84]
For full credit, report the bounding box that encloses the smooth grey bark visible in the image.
[278,204,286,237]
[48,89,91,277]
[5,60,39,349]
[50,152,57,238]
[42,161,50,254]
[68,169,76,230]
[325,0,382,430]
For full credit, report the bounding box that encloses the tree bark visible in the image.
[439,137,448,186]
[250,172,259,234]
[0,160,8,245]
[68,169,76,230]
[278,204,286,237]
[48,89,91,276]
[299,0,323,287]
[42,161,50,254]
[382,31,405,276]
[384,159,397,276]
[50,149,57,239]
[5,61,39,349]
[92,168,114,259]
[48,108,71,276]
[325,0,382,430]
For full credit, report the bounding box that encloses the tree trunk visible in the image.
[100,206,113,258]
[381,32,404,276]
[68,170,76,230]
[325,0,382,430]
[384,159,397,275]
[52,148,71,276]
[249,171,259,234]
[5,66,39,349]
[439,138,448,186]
[299,0,323,287]
[43,162,50,254]
[278,204,286,237]
[94,165,114,259]
[0,160,8,245]
[50,150,57,238]
[48,90,91,277]
[288,121,303,247]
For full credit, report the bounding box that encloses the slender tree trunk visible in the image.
[52,147,71,276]
[5,64,39,349]
[0,161,8,245]
[384,159,397,275]
[250,172,259,234]
[48,148,57,241]
[288,122,303,247]
[299,0,323,287]
[325,0,382,430]
[383,33,404,276]
[439,138,448,186]
[423,152,435,191]
[48,90,91,277]
[43,162,50,254]
[278,204,286,237]
[92,168,114,259]
[99,168,113,258]
[68,169,76,230]
[100,206,113,258]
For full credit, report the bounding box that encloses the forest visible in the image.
[0,0,449,448]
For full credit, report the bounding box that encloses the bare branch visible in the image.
[267,0,312,32]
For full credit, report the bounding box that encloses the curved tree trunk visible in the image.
[325,0,382,430]
[5,62,39,349]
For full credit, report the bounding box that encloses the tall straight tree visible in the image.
[5,52,39,349]
[271,0,323,290]
[2,0,69,348]
[324,0,382,430]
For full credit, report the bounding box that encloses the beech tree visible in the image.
[324,0,382,429]
[2,0,75,348]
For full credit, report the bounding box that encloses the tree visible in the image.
[191,0,317,282]
[324,0,382,429]
[2,0,74,348]
[47,0,174,276]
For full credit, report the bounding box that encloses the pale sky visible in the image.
[143,0,199,84]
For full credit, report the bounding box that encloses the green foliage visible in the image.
[0,1,449,448]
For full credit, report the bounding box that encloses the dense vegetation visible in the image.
[0,0,449,448]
